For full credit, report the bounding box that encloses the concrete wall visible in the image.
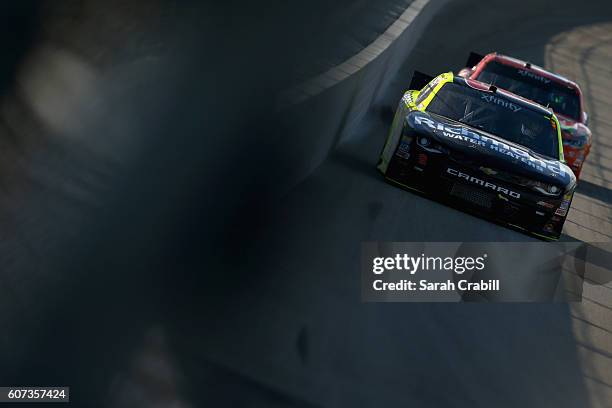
[273,0,450,192]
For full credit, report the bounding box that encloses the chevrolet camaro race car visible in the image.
[459,52,592,178]
[378,72,576,240]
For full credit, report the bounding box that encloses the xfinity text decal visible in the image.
[446,168,521,198]
[517,69,551,84]
[411,113,568,178]
[480,94,522,112]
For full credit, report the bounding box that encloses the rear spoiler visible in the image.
[466,52,485,68]
[409,71,434,90]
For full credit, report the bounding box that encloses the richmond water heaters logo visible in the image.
[410,113,569,178]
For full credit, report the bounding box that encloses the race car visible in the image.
[458,52,592,178]
[378,72,576,240]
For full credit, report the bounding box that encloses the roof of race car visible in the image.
[480,52,581,92]
[450,74,554,116]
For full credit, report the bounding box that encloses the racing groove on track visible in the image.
[545,22,612,406]
[192,1,612,407]
[546,23,612,241]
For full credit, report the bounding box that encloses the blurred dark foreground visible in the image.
[0,0,414,405]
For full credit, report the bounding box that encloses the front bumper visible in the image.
[383,142,569,240]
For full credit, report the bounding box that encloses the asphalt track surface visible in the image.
[1,0,612,407]
[194,0,612,406]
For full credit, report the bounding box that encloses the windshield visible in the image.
[426,82,560,159]
[475,61,581,121]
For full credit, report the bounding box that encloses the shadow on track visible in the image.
[577,179,612,205]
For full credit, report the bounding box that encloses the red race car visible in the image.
[458,52,591,179]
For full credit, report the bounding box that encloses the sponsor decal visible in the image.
[396,141,411,159]
[559,199,570,210]
[411,113,569,179]
[480,94,522,112]
[537,201,555,209]
[556,194,572,216]
[446,168,521,198]
[418,153,428,166]
[402,93,413,106]
[517,69,551,84]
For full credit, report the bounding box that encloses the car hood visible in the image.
[406,111,575,188]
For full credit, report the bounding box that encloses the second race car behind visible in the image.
[459,52,592,178]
